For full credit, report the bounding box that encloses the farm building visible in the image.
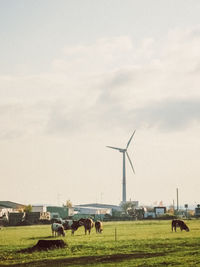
[76,203,122,212]
[74,204,112,220]
[0,201,25,211]
[0,201,25,225]
[47,206,74,219]
[74,205,112,215]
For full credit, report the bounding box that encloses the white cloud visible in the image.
[52,36,134,75]
[1,27,200,139]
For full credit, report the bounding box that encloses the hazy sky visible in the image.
[1,0,200,207]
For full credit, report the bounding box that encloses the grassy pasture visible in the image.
[0,220,200,266]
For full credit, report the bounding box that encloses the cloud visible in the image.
[52,36,134,75]
[45,95,200,137]
[134,98,200,131]
[1,27,200,139]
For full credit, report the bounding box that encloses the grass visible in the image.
[0,220,200,266]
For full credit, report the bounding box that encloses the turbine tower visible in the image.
[107,130,136,203]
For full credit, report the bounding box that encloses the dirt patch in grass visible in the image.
[7,252,166,266]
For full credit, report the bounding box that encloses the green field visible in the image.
[0,220,200,266]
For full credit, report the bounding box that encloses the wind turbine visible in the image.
[107,130,136,203]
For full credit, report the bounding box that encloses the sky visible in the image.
[1,0,200,207]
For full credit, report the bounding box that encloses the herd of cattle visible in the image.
[51,218,103,237]
[51,218,190,237]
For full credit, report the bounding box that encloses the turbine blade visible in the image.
[106,146,122,151]
[126,130,136,149]
[126,151,135,174]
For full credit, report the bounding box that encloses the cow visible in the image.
[95,221,103,234]
[60,219,82,235]
[51,223,65,237]
[79,218,94,235]
[70,220,83,235]
[62,220,73,230]
[172,219,189,232]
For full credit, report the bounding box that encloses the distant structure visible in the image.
[74,203,122,220]
[107,130,136,203]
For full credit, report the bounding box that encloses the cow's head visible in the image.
[184,225,189,232]
[62,221,69,230]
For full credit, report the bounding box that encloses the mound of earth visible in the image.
[34,240,66,250]
[21,239,67,252]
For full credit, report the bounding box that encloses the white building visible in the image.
[32,205,47,213]
[74,206,112,216]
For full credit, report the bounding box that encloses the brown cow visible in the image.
[84,218,94,235]
[95,221,103,233]
[172,219,189,232]
[78,218,94,235]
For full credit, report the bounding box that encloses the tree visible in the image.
[65,200,73,208]
[120,201,137,215]
[24,205,32,213]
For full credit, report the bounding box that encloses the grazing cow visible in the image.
[95,221,103,233]
[80,218,94,235]
[70,220,83,235]
[172,219,189,232]
[57,219,83,235]
[62,220,73,230]
[51,223,65,237]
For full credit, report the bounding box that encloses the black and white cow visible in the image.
[51,223,65,237]
[62,219,83,235]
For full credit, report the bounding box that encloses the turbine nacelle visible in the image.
[106,146,126,153]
